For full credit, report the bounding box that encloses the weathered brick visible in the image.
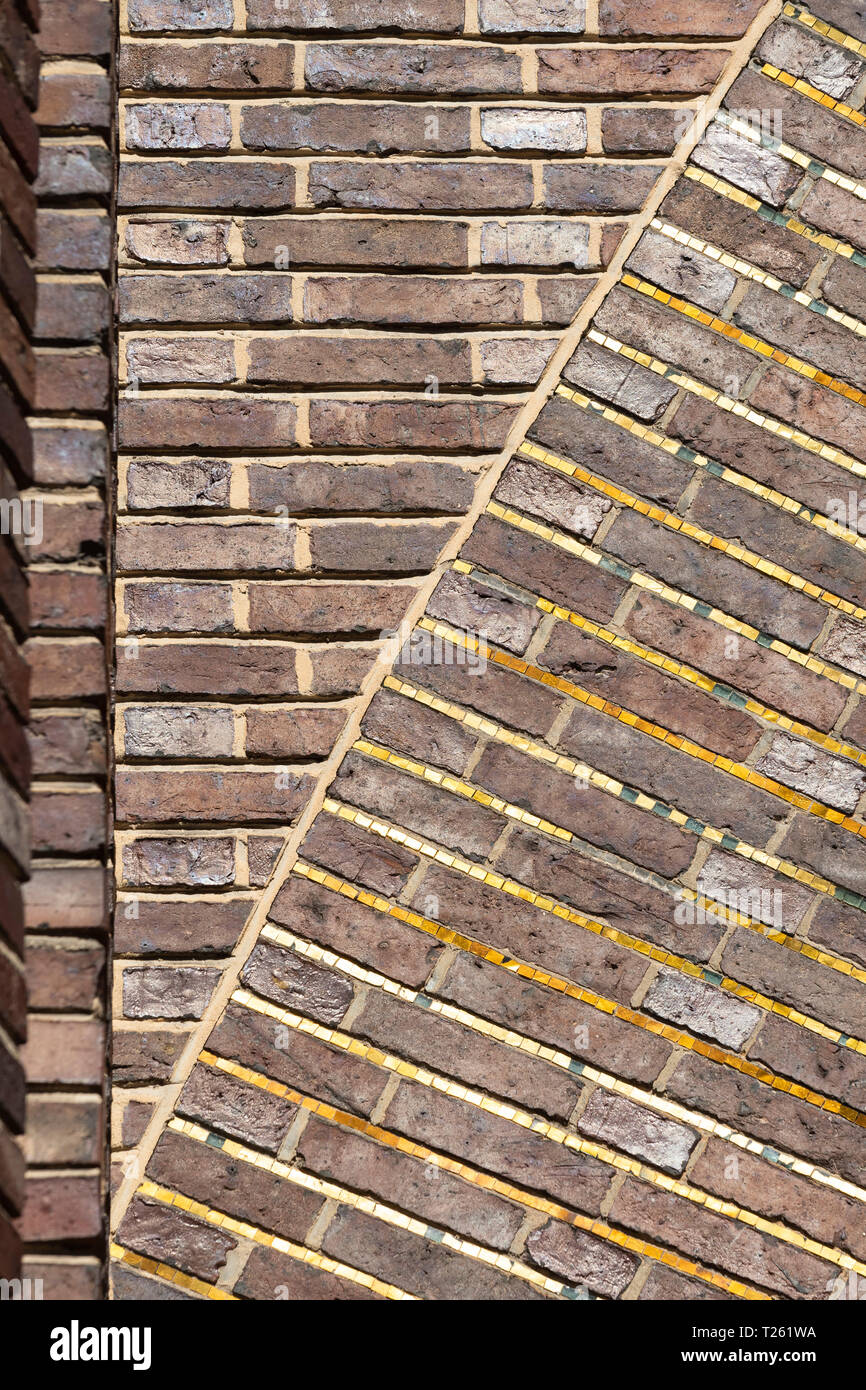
[427,568,542,654]
[242,101,470,155]
[127,0,234,29]
[362,687,477,775]
[644,966,761,1048]
[120,272,292,325]
[234,1243,380,1300]
[494,456,610,539]
[780,812,866,905]
[248,458,475,514]
[19,1175,102,1243]
[33,786,105,855]
[526,1218,637,1297]
[124,218,230,268]
[691,125,802,207]
[479,0,585,32]
[301,809,419,897]
[481,219,590,269]
[537,46,728,95]
[249,0,463,29]
[118,159,296,210]
[242,216,468,269]
[121,835,236,888]
[37,63,111,129]
[178,1062,298,1153]
[118,520,296,574]
[602,107,690,155]
[543,162,662,213]
[600,0,764,36]
[577,1089,697,1174]
[307,398,516,451]
[303,274,523,325]
[309,158,534,211]
[116,767,315,826]
[755,732,866,813]
[305,43,523,96]
[461,514,628,620]
[627,227,737,310]
[727,68,866,182]
[242,939,353,1025]
[481,106,586,153]
[118,397,298,450]
[749,1013,866,1111]
[117,1196,234,1284]
[125,336,236,385]
[123,965,220,1020]
[125,101,232,152]
[819,614,866,678]
[562,339,679,420]
[125,457,231,510]
[307,519,455,573]
[734,279,866,391]
[244,706,347,758]
[247,334,471,388]
[113,1028,192,1084]
[594,283,754,391]
[123,580,234,633]
[115,898,249,957]
[120,40,295,89]
[758,18,866,100]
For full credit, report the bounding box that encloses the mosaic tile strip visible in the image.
[110,1242,238,1300]
[199,1049,765,1300]
[135,1179,418,1300]
[683,165,866,267]
[455,555,866,775]
[543,385,866,559]
[759,62,866,128]
[414,613,866,852]
[237,962,866,1217]
[489,497,866,698]
[622,271,866,409]
[785,2,866,59]
[521,427,866,621]
[649,217,866,341]
[357,688,866,1014]
[715,109,866,201]
[258,922,866,1281]
[166,1114,581,1300]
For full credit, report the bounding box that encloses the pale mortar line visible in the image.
[109,0,784,1235]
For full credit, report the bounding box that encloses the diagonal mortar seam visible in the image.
[109,0,785,1237]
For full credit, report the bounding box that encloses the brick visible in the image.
[727,68,866,182]
[177,1062,298,1153]
[494,456,611,539]
[123,580,234,634]
[35,347,108,412]
[122,965,220,1020]
[639,1265,734,1299]
[691,125,802,207]
[666,1052,863,1187]
[116,767,315,826]
[269,872,443,989]
[537,47,728,96]
[120,40,295,90]
[242,216,468,269]
[120,272,292,325]
[362,687,477,775]
[117,520,295,574]
[300,810,419,897]
[35,276,109,342]
[659,177,824,287]
[481,106,586,153]
[758,18,866,101]
[247,335,471,388]
[602,107,690,155]
[39,0,112,55]
[307,399,516,451]
[819,614,866,678]
[563,339,679,421]
[644,966,761,1048]
[529,272,598,326]
[24,864,105,933]
[307,520,455,573]
[427,568,542,655]
[527,1219,637,1297]
[22,1017,104,1086]
[692,1135,866,1264]
[244,706,347,758]
[604,508,824,649]
[808,895,866,972]
[481,219,590,268]
[35,139,111,198]
[543,162,662,213]
[697,848,812,934]
[208,999,387,1117]
[595,284,753,391]
[755,732,866,814]
[19,1175,102,1243]
[734,279,866,392]
[610,1176,834,1299]
[118,159,296,211]
[27,1259,103,1301]
[121,835,236,888]
[479,0,585,32]
[749,1013,866,1111]
[122,706,234,761]
[234,1243,381,1300]
[124,220,229,270]
[37,64,111,129]
[37,210,110,272]
[577,1089,697,1174]
[23,1098,101,1166]
[248,458,476,514]
[242,101,470,155]
[537,615,760,761]
[821,254,866,324]
[623,592,848,731]
[148,1129,322,1241]
[118,397,298,450]
[384,1076,611,1214]
[299,1113,524,1250]
[806,1,866,44]
[117,1195,234,1284]
[353,985,582,1121]
[29,571,106,633]
[115,898,249,957]
[125,336,236,385]
[125,457,230,510]
[780,812,866,907]
[248,0,463,28]
[124,101,232,153]
[127,0,234,28]
[242,939,353,1025]
[753,367,866,466]
[530,391,692,506]
[461,514,628,621]
[332,748,502,861]
[305,43,523,96]
[303,274,523,325]
[479,335,558,385]
[26,942,103,1012]
[627,228,737,311]
[31,422,106,486]
[248,836,283,886]
[33,786,105,854]
[438,947,672,1085]
[112,1028,192,1083]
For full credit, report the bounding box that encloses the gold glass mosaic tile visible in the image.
[135,1179,417,1300]
[648,217,866,340]
[110,1242,237,1300]
[489,495,866,699]
[454,555,866,775]
[165,1114,579,1300]
[621,270,866,410]
[353,701,866,1050]
[197,1049,769,1300]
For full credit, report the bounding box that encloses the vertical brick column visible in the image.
[17,0,112,1299]
[0,0,39,1286]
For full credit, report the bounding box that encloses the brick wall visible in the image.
[0,0,39,1287]
[17,0,112,1300]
